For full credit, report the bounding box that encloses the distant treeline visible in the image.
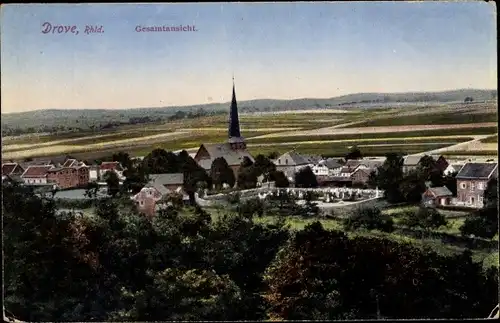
[2,108,226,136]
[2,89,496,136]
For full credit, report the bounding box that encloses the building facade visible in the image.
[455,162,498,208]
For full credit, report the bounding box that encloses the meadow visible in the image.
[480,134,498,143]
[1,102,497,162]
[207,205,498,271]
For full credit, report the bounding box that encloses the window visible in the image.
[140,200,144,206]
[460,182,466,189]
[285,159,288,165]
[478,182,484,190]
[479,196,484,204]
[470,183,475,191]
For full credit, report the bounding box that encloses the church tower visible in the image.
[228,77,246,150]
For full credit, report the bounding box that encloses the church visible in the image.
[193,79,254,179]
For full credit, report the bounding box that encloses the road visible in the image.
[408,134,494,156]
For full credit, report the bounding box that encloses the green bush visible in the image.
[343,207,394,232]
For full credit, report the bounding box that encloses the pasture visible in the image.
[207,206,497,271]
[1,102,498,162]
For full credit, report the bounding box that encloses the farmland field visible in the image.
[1,102,498,162]
[344,111,497,128]
[480,134,498,143]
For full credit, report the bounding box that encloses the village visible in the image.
[2,81,498,219]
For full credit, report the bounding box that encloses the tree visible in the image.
[178,150,211,203]
[142,148,180,174]
[401,207,447,230]
[443,172,458,196]
[267,151,280,160]
[417,155,444,187]
[343,206,394,233]
[237,166,258,189]
[264,221,498,320]
[103,171,121,197]
[345,145,362,160]
[110,268,244,321]
[269,170,289,188]
[399,170,427,204]
[301,191,320,217]
[369,153,404,203]
[237,157,258,190]
[210,157,235,189]
[294,166,318,188]
[237,198,265,218]
[241,156,254,168]
[253,154,277,181]
[112,152,133,170]
[3,183,107,321]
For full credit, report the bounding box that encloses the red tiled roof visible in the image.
[21,165,54,178]
[100,161,121,170]
[2,163,18,176]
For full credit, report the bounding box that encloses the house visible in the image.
[402,156,423,173]
[275,150,313,179]
[99,161,125,180]
[131,173,185,217]
[194,143,254,179]
[422,186,454,207]
[402,155,448,173]
[432,155,450,173]
[311,163,329,176]
[2,163,25,181]
[193,80,254,180]
[89,165,101,182]
[20,165,54,185]
[317,176,352,187]
[444,163,464,176]
[322,158,343,176]
[350,168,373,187]
[46,165,90,189]
[302,154,322,165]
[62,158,86,168]
[455,162,498,208]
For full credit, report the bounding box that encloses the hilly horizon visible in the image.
[2,88,497,116]
[2,88,496,135]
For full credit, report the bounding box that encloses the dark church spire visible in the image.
[228,77,242,138]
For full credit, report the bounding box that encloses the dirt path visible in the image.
[408,134,495,156]
[248,122,497,139]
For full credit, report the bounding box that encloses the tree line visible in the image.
[3,180,498,321]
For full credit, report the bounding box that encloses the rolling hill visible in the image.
[2,88,496,135]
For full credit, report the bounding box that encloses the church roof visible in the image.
[228,81,241,139]
[198,143,254,169]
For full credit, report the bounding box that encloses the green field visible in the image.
[247,141,467,158]
[345,111,497,128]
[441,151,498,157]
[480,134,498,143]
[2,102,498,162]
[246,127,497,144]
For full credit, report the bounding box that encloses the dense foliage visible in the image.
[3,167,498,320]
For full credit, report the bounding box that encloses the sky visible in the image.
[1,2,497,113]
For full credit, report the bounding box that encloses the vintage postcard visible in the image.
[1,2,498,321]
